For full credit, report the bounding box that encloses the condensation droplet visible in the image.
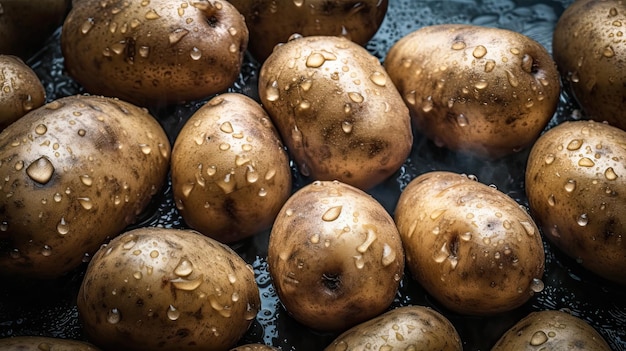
[456,114,468,127]
[484,59,496,72]
[472,45,487,58]
[567,139,583,150]
[564,180,576,193]
[605,167,618,180]
[167,305,180,321]
[530,278,544,293]
[145,9,160,19]
[451,41,466,50]
[26,157,54,184]
[190,47,202,60]
[578,157,595,167]
[80,174,93,186]
[341,121,353,133]
[306,52,326,68]
[348,92,364,103]
[35,124,47,135]
[107,308,121,324]
[81,18,95,34]
[78,197,93,210]
[369,71,387,86]
[544,154,555,165]
[530,331,548,346]
[519,221,535,236]
[41,245,52,257]
[265,81,280,102]
[577,213,589,227]
[171,275,203,291]
[175,259,193,277]
[381,243,396,266]
[322,206,342,222]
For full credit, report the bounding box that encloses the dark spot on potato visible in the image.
[175,328,190,338]
[136,298,144,307]
[449,235,459,258]
[321,272,342,291]
[207,16,219,28]
[223,197,237,220]
[125,37,136,63]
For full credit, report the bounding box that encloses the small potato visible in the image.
[268,180,405,332]
[395,171,545,315]
[553,0,626,130]
[0,55,46,130]
[525,120,626,285]
[228,0,388,61]
[230,344,279,351]
[171,93,292,243]
[259,35,412,190]
[78,227,261,351]
[61,0,249,107]
[491,310,611,350]
[385,24,560,159]
[0,0,69,59]
[324,306,462,351]
[0,95,170,279]
[0,336,100,350]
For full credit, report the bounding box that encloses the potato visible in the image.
[78,227,260,351]
[385,24,560,159]
[259,35,412,190]
[0,0,69,59]
[394,171,545,315]
[0,95,170,279]
[268,180,405,332]
[525,120,626,285]
[0,55,46,130]
[230,345,279,351]
[553,0,626,130]
[228,0,388,62]
[171,93,291,243]
[0,336,100,350]
[491,310,611,350]
[61,0,249,107]
[324,306,462,351]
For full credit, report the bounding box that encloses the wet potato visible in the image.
[0,336,101,350]
[525,120,626,285]
[0,95,171,279]
[324,305,462,351]
[61,0,249,107]
[78,227,261,351]
[0,55,46,130]
[228,0,388,62]
[491,310,612,350]
[394,171,546,315]
[171,93,292,243]
[268,180,405,332]
[259,35,413,190]
[553,0,626,130]
[385,24,560,159]
[230,344,279,351]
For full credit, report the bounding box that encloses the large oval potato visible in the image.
[0,336,100,350]
[0,55,46,130]
[171,93,292,243]
[0,0,69,59]
[78,227,260,351]
[553,0,626,130]
[491,310,611,350]
[0,95,170,279]
[61,0,249,107]
[228,0,388,62]
[385,24,560,159]
[395,171,545,315]
[259,35,412,190]
[324,306,462,351]
[268,180,405,332]
[525,120,626,285]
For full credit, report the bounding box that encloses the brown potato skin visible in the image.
[324,306,462,351]
[385,24,560,159]
[553,0,626,130]
[0,95,170,279]
[228,0,388,62]
[0,55,46,130]
[0,336,101,350]
[268,180,405,332]
[171,93,292,243]
[395,171,545,315]
[259,35,413,190]
[0,0,70,59]
[491,310,611,350]
[525,120,626,285]
[61,0,249,107]
[78,227,260,351]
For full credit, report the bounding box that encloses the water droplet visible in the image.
[357,227,377,253]
[322,206,342,222]
[341,121,353,133]
[474,80,488,90]
[78,197,93,210]
[603,46,615,58]
[544,154,555,165]
[530,331,548,346]
[604,167,617,180]
[564,179,576,193]
[139,46,150,58]
[354,254,365,269]
[451,40,466,50]
[139,144,152,155]
[381,243,396,266]
[577,213,589,227]
[245,166,259,184]
[107,308,121,324]
[456,114,468,127]
[145,9,160,19]
[506,70,519,87]
[578,157,595,167]
[35,124,47,135]
[530,278,544,293]
[369,71,387,86]
[26,157,54,184]
[174,259,193,276]
[41,245,52,256]
[258,188,267,197]
[122,236,137,250]
[460,231,472,241]
[190,47,202,60]
[171,275,203,291]
[167,305,180,321]
[348,92,364,103]
[306,52,326,68]
[567,139,583,150]
[519,221,535,236]
[265,81,280,102]
[472,45,487,58]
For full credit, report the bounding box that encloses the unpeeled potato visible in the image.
[0,336,100,350]
[0,55,46,130]
[395,171,545,315]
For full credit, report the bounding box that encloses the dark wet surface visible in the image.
[1,0,625,350]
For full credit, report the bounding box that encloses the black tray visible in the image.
[1,0,625,350]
